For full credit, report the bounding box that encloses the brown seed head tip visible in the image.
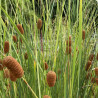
[43,95,51,98]
[69,35,71,40]
[17,24,24,34]
[89,54,94,61]
[85,60,92,71]
[24,52,28,60]
[4,41,9,54]
[4,68,10,78]
[66,40,71,46]
[95,78,98,85]
[10,71,17,82]
[97,53,98,60]
[37,19,42,29]
[44,62,48,70]
[82,30,85,40]
[13,35,17,42]
[58,68,61,74]
[3,56,24,78]
[47,71,56,87]
[95,67,98,76]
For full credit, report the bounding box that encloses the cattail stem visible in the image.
[40,30,43,52]
[22,77,38,98]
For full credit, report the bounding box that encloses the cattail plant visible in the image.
[37,19,43,52]
[37,19,42,30]
[3,56,24,78]
[85,60,92,71]
[95,67,98,76]
[66,46,72,54]
[44,62,48,70]
[96,53,98,60]
[17,24,24,34]
[20,38,22,43]
[57,68,61,80]
[91,77,98,85]
[89,54,94,61]
[43,95,50,98]
[46,71,56,87]
[82,30,85,40]
[4,41,9,54]
[4,68,10,78]
[24,52,28,60]
[13,35,17,43]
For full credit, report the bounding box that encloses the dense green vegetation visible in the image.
[0,0,98,98]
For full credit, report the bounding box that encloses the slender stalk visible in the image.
[22,77,38,98]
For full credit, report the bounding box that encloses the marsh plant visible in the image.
[0,0,98,98]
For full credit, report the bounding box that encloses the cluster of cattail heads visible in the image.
[13,35,17,43]
[47,71,56,87]
[82,30,85,40]
[44,62,48,70]
[2,56,24,81]
[43,95,50,98]
[24,52,28,60]
[4,41,9,54]
[66,35,72,54]
[37,19,42,30]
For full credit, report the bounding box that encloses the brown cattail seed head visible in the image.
[89,54,94,61]
[82,30,85,40]
[20,38,22,43]
[17,24,24,34]
[43,95,51,98]
[91,78,98,85]
[3,56,24,78]
[95,67,98,76]
[69,35,71,40]
[47,71,56,87]
[85,60,92,71]
[37,19,42,29]
[66,40,71,46]
[44,62,48,70]
[10,71,17,82]
[24,52,28,60]
[13,35,17,43]
[66,46,72,54]
[96,53,98,60]
[4,41,9,54]
[4,68,10,78]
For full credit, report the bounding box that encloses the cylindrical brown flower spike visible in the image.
[17,24,24,34]
[37,19,42,30]
[24,52,28,60]
[43,95,51,98]
[13,35,17,43]
[10,71,17,82]
[4,41,9,54]
[44,62,48,70]
[89,54,94,61]
[97,53,98,60]
[47,71,56,87]
[3,56,24,78]
[82,30,85,40]
[66,46,72,54]
[85,60,92,71]
[95,67,98,76]
[66,40,71,46]
[4,68,10,78]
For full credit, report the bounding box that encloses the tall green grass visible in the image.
[0,0,98,98]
